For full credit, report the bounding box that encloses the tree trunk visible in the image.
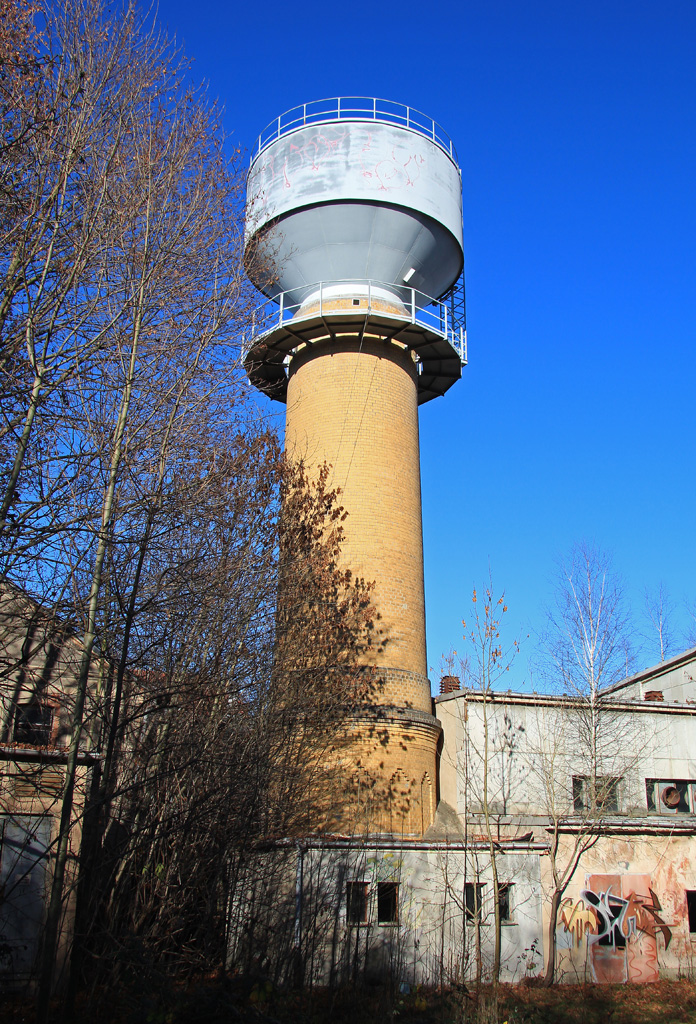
[543,887,561,986]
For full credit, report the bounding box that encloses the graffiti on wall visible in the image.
[257,127,425,195]
[557,874,673,983]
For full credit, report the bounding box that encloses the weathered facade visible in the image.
[229,648,696,987]
[0,585,100,987]
[436,646,696,983]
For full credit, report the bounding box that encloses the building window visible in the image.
[646,779,696,815]
[686,891,696,933]
[572,776,620,813]
[346,882,368,925]
[377,882,398,925]
[498,884,512,923]
[13,702,53,746]
[464,882,484,922]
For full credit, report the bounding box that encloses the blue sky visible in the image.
[156,0,696,684]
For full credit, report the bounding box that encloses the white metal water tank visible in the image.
[245,98,463,302]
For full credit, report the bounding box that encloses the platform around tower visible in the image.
[242,285,466,405]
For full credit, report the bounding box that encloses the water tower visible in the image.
[244,98,466,836]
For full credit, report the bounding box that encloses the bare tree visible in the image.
[643,583,675,663]
[535,541,637,985]
[71,455,382,1002]
[684,600,696,649]
[1,2,386,1013]
[0,0,258,580]
[0,0,265,1014]
[460,575,521,990]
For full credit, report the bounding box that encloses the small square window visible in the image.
[573,776,620,813]
[647,780,694,814]
[498,884,512,923]
[464,882,484,922]
[13,702,53,746]
[377,881,398,925]
[346,882,368,925]
[686,891,696,933]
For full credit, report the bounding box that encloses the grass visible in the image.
[497,980,696,1024]
[5,977,696,1024]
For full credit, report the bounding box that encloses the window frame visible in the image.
[464,882,485,923]
[572,775,621,814]
[497,883,513,924]
[686,890,696,934]
[646,778,696,815]
[13,701,54,746]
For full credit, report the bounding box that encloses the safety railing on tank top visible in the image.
[242,281,467,367]
[251,97,459,167]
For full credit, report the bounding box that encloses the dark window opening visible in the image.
[13,702,53,746]
[597,897,627,947]
[346,882,368,925]
[573,776,620,813]
[498,884,512,923]
[646,779,695,814]
[572,776,585,812]
[646,778,657,811]
[377,881,398,924]
[686,891,696,934]
[464,882,484,922]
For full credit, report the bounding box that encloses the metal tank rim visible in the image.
[249,96,460,170]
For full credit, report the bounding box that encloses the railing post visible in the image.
[279,291,284,324]
[303,103,307,126]
[373,97,376,120]
[319,282,323,317]
[411,289,416,324]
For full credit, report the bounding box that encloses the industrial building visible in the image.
[227,647,696,986]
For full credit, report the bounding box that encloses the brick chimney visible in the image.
[440,675,461,695]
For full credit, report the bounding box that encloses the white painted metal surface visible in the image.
[245,109,463,302]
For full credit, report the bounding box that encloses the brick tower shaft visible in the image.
[286,338,430,712]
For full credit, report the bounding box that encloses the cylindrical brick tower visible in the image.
[243,99,466,836]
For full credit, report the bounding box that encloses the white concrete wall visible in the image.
[436,673,696,824]
[295,845,543,987]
